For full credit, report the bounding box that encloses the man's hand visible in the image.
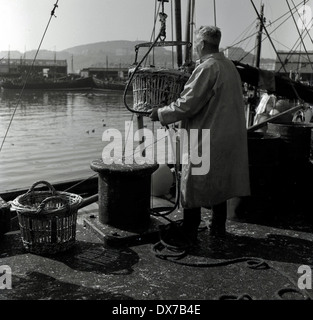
[149,107,159,121]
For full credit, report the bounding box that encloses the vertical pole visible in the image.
[185,0,191,63]
[213,0,217,26]
[190,0,195,62]
[252,3,264,127]
[137,115,146,157]
[174,0,183,67]
[254,3,264,68]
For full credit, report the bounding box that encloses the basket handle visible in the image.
[27,180,57,196]
[36,196,69,214]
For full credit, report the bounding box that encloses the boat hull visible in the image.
[92,77,129,91]
[0,176,98,202]
[1,77,94,91]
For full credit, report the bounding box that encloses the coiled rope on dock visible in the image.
[151,232,312,300]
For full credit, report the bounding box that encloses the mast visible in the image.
[174,0,183,67]
[185,0,191,62]
[254,3,264,68]
[213,0,217,26]
[190,0,195,62]
[184,0,195,64]
[250,3,265,127]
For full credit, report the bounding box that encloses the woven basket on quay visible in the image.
[11,180,83,255]
[129,67,190,113]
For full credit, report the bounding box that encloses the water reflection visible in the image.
[0,89,140,191]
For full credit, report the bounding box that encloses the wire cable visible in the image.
[238,0,306,63]
[286,0,313,71]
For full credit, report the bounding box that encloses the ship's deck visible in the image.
[1,195,312,308]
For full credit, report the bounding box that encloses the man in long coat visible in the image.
[150,26,250,242]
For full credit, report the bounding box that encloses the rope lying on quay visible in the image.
[151,237,312,300]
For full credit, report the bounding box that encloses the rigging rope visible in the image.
[266,0,313,74]
[225,19,258,52]
[291,0,313,44]
[149,0,161,67]
[123,113,135,157]
[250,0,303,102]
[0,1,60,154]
[239,0,306,64]
[123,25,165,116]
[286,0,313,72]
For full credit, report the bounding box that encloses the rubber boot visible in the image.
[208,201,227,237]
[182,207,201,243]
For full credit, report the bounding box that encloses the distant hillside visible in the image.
[0,40,276,73]
[63,40,180,71]
[0,41,178,73]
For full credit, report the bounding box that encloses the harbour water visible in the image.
[0,89,159,192]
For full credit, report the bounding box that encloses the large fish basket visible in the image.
[11,180,83,255]
[129,67,190,114]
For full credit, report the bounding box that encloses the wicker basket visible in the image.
[130,67,190,113]
[11,181,83,255]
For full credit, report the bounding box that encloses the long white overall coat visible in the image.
[158,52,251,208]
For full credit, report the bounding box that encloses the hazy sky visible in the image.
[1,0,313,59]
